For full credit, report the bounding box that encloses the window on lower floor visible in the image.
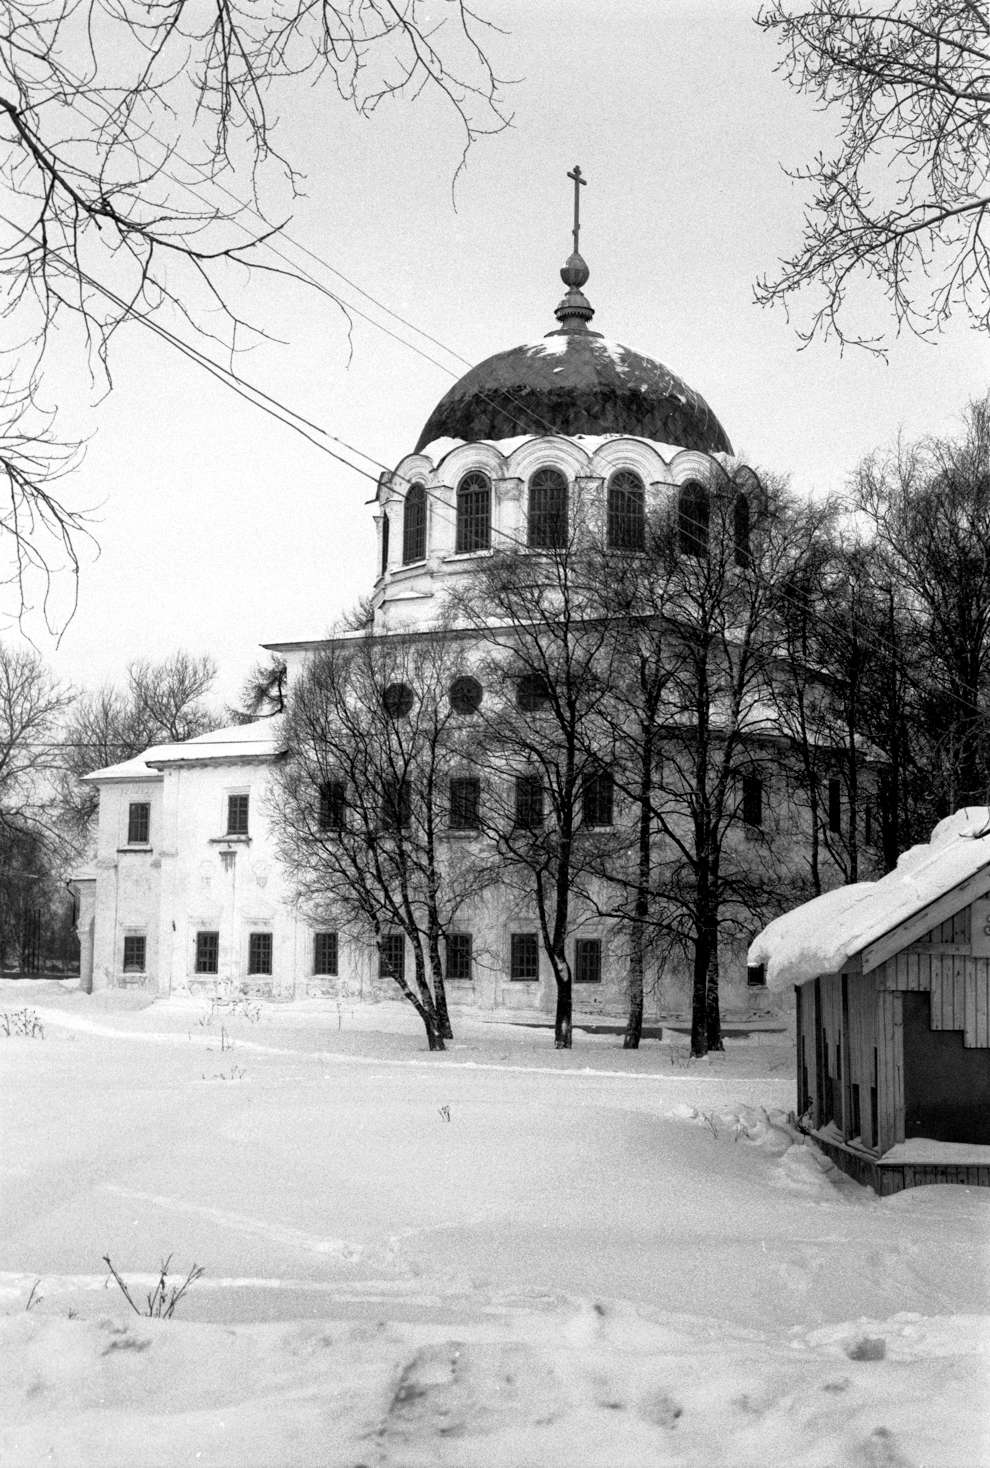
[574,937,602,984]
[381,776,411,830]
[313,931,339,975]
[227,793,250,835]
[446,933,473,981]
[127,801,150,844]
[510,932,539,981]
[122,935,146,973]
[248,931,272,975]
[195,930,219,974]
[449,776,480,830]
[746,962,766,988]
[379,932,405,981]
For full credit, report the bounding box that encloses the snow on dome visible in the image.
[749,807,990,989]
[413,331,732,456]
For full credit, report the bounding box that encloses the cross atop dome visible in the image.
[552,163,596,335]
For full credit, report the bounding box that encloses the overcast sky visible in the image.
[9,0,987,707]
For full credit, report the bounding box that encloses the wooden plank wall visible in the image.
[881,951,990,1047]
[913,909,970,946]
[846,971,877,1148]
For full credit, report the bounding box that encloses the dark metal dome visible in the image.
[414,332,733,456]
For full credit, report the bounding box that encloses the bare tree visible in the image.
[272,627,489,1051]
[0,375,90,633]
[452,516,617,1051]
[0,642,73,963]
[756,1,990,349]
[854,397,990,811]
[0,1,510,619]
[58,650,219,835]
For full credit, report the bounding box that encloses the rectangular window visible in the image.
[574,937,602,984]
[514,774,543,829]
[381,777,411,830]
[318,780,346,831]
[247,931,272,975]
[449,776,480,830]
[581,766,613,827]
[195,931,219,975]
[446,933,473,981]
[510,932,540,981]
[313,931,339,975]
[379,932,405,981]
[742,774,763,829]
[127,802,150,844]
[747,962,766,988]
[227,793,250,835]
[827,777,842,835]
[122,935,146,973]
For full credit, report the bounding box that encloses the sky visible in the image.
[6,0,988,709]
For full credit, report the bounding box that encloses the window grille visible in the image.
[446,933,473,981]
[248,932,272,975]
[318,780,347,830]
[581,765,613,827]
[382,777,411,829]
[449,675,482,714]
[678,482,709,557]
[127,802,150,844]
[514,775,543,829]
[449,776,481,830]
[828,778,842,835]
[607,470,645,550]
[734,493,751,568]
[402,484,427,563]
[227,793,249,835]
[455,472,491,554]
[122,935,146,972]
[574,938,602,984]
[379,932,405,980]
[516,672,552,711]
[527,467,568,548]
[313,931,339,975]
[195,931,219,974]
[383,682,414,719]
[510,932,539,980]
[742,774,763,828]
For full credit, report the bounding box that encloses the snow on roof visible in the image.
[749,807,990,989]
[83,719,285,782]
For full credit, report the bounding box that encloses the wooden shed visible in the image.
[750,810,990,1194]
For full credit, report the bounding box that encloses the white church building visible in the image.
[72,191,847,1018]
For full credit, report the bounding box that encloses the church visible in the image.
[72,171,853,1022]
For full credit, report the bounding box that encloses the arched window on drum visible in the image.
[455,471,491,554]
[734,492,751,569]
[402,483,427,564]
[607,470,645,551]
[528,467,568,549]
[678,481,709,558]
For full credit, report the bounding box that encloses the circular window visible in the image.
[449,675,483,714]
[516,673,552,711]
[383,682,414,719]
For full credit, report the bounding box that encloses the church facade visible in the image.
[73,194,856,1020]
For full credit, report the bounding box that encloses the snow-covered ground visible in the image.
[1,981,988,1466]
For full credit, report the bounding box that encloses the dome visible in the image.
[414,331,733,457]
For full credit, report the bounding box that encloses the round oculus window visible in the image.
[383,682,414,718]
[449,675,483,714]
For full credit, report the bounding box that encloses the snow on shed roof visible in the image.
[83,719,285,782]
[748,808,990,989]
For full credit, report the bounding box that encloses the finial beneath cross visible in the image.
[567,164,587,254]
